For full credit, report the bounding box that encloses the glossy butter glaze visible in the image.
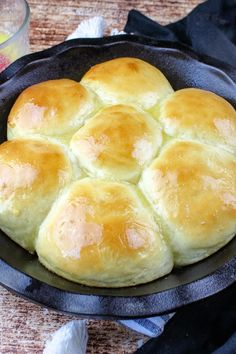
[70,104,162,182]
[7,79,98,143]
[0,138,74,251]
[159,88,236,154]
[36,178,173,287]
[140,140,236,265]
[81,57,174,109]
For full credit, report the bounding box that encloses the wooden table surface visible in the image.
[0,1,203,353]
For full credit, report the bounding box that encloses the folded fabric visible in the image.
[43,320,88,354]
[118,313,174,338]
[135,282,236,354]
[124,0,236,68]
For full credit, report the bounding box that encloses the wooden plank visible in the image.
[28,0,204,52]
[0,287,146,353]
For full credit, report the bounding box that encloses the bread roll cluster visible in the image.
[1,57,235,287]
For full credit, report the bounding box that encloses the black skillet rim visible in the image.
[0,35,235,318]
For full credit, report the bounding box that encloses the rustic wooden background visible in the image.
[0,0,203,353]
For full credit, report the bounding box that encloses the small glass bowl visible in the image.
[0,0,30,73]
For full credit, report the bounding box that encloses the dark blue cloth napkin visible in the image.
[135,283,236,354]
[124,0,236,68]
[123,1,236,352]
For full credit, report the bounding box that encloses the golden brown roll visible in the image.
[70,104,162,182]
[81,57,173,110]
[36,178,173,287]
[158,88,236,154]
[0,138,75,252]
[139,140,236,266]
[7,79,99,144]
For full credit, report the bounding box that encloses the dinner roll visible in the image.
[36,178,173,287]
[158,88,236,154]
[70,105,162,182]
[81,57,173,110]
[0,138,74,252]
[7,79,99,144]
[139,140,236,266]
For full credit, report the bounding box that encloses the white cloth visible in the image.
[67,16,105,39]
[66,16,125,40]
[43,320,88,354]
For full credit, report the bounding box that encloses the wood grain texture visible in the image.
[28,0,204,52]
[0,0,203,353]
[0,288,146,353]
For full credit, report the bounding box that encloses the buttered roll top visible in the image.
[139,140,236,266]
[1,56,236,287]
[158,88,236,154]
[70,105,162,182]
[0,138,75,252]
[7,79,99,144]
[36,178,173,287]
[81,57,174,109]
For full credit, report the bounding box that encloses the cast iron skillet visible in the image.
[0,35,235,319]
